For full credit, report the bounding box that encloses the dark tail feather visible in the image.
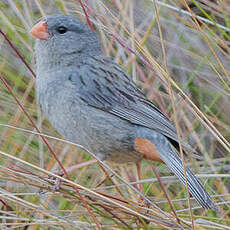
[157,139,217,211]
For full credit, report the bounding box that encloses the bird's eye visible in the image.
[57,26,68,34]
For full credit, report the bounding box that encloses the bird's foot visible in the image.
[40,159,98,193]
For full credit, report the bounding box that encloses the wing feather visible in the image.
[71,56,183,145]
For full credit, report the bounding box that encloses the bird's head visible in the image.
[31,14,101,71]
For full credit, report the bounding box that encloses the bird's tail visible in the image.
[154,136,217,211]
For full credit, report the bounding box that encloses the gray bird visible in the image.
[31,14,217,210]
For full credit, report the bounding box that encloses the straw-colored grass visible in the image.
[0,0,229,229]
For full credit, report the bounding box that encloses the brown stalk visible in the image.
[152,166,180,224]
[0,74,101,229]
[0,74,100,230]
[97,162,125,198]
[0,3,104,226]
[76,0,94,31]
[0,29,36,78]
[153,1,194,228]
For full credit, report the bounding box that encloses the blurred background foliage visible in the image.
[0,0,229,229]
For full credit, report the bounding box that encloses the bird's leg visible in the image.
[136,162,148,208]
[53,159,98,176]
[48,159,98,191]
[135,162,151,225]
[136,162,143,193]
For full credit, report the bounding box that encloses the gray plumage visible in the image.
[34,14,217,210]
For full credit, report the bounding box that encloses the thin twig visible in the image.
[0,29,36,78]
[152,1,194,228]
[0,73,101,230]
[152,166,180,224]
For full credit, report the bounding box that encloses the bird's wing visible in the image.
[70,56,181,145]
[69,57,216,211]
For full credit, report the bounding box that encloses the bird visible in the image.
[30,14,217,210]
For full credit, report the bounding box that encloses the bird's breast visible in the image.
[36,73,139,162]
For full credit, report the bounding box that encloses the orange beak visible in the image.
[30,21,50,40]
